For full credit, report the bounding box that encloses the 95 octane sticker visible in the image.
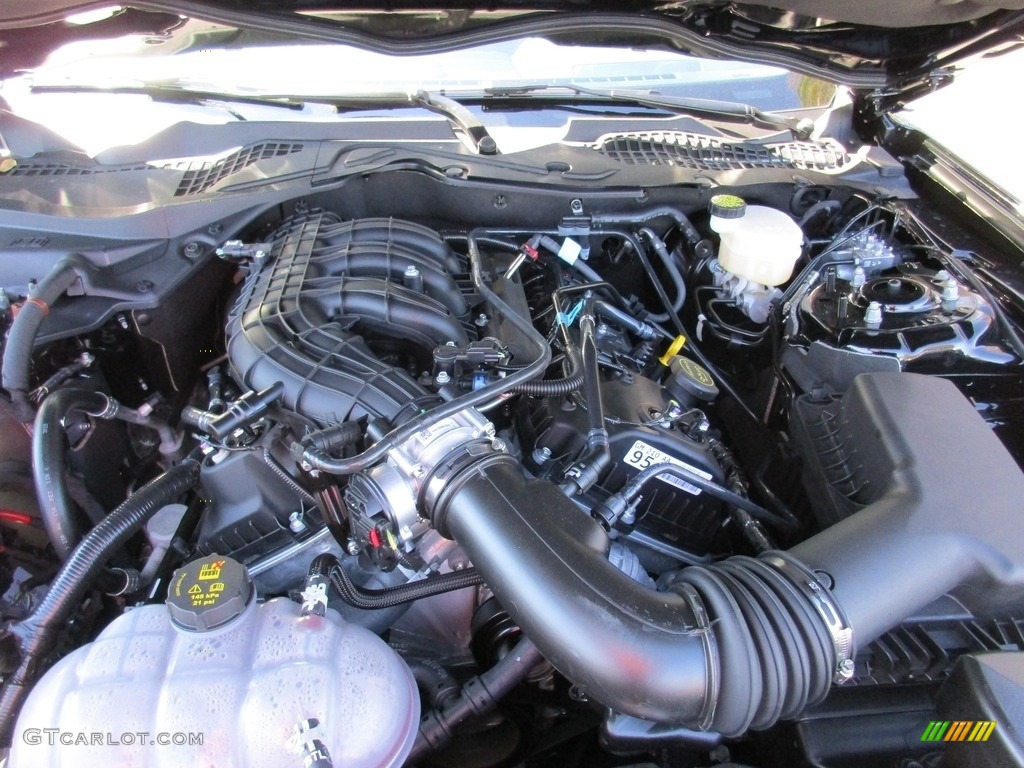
[623,440,712,496]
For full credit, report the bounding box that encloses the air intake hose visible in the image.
[430,455,846,736]
[426,372,1024,736]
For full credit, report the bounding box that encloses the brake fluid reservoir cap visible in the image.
[166,555,255,634]
[708,194,747,220]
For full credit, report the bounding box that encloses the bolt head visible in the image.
[835,658,856,683]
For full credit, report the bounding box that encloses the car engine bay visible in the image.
[1,138,1023,768]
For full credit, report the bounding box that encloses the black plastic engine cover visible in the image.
[518,374,727,555]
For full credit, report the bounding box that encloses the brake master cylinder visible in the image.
[709,194,804,286]
[11,555,419,768]
[706,194,804,323]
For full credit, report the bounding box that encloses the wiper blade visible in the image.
[30,84,307,111]
[483,84,813,139]
[30,85,500,154]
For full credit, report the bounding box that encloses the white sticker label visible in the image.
[415,418,460,446]
[557,237,581,265]
[622,440,712,496]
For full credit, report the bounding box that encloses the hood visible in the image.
[2,1,1024,101]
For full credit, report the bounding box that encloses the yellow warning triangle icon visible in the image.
[187,584,202,595]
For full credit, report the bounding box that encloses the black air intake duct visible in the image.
[227,213,469,424]
[429,373,1024,735]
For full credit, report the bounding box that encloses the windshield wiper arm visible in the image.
[323,90,499,154]
[30,84,308,111]
[483,84,813,139]
[409,90,498,155]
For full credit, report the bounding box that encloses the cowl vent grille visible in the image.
[8,162,149,177]
[174,141,304,196]
[593,131,851,173]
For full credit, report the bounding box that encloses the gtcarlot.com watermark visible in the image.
[22,729,204,747]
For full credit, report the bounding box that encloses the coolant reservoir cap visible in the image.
[708,194,747,220]
[166,555,255,634]
[667,356,719,406]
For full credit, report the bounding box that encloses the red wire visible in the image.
[0,510,32,526]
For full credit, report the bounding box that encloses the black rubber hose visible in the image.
[535,235,604,283]
[2,257,82,422]
[407,658,460,709]
[0,459,201,745]
[300,422,363,454]
[307,553,484,610]
[293,229,553,475]
[408,636,544,762]
[593,299,658,340]
[591,206,702,247]
[629,227,687,336]
[639,227,686,324]
[32,388,109,560]
[559,300,610,495]
[430,456,841,736]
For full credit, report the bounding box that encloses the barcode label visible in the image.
[622,440,712,496]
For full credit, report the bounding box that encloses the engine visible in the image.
[3,186,1024,768]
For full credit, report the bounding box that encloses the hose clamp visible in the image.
[89,394,120,421]
[761,552,856,685]
[107,567,140,597]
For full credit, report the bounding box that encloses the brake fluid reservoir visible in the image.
[11,556,419,768]
[709,195,803,286]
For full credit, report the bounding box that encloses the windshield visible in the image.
[0,14,836,156]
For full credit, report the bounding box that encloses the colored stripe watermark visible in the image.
[921,721,997,742]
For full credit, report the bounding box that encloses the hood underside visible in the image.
[1,1,1024,93]
[4,0,1024,27]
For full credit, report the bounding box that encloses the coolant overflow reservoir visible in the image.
[709,195,803,287]
[11,583,419,768]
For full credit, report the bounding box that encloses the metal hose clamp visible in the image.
[761,552,856,684]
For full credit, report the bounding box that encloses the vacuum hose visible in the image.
[305,553,484,611]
